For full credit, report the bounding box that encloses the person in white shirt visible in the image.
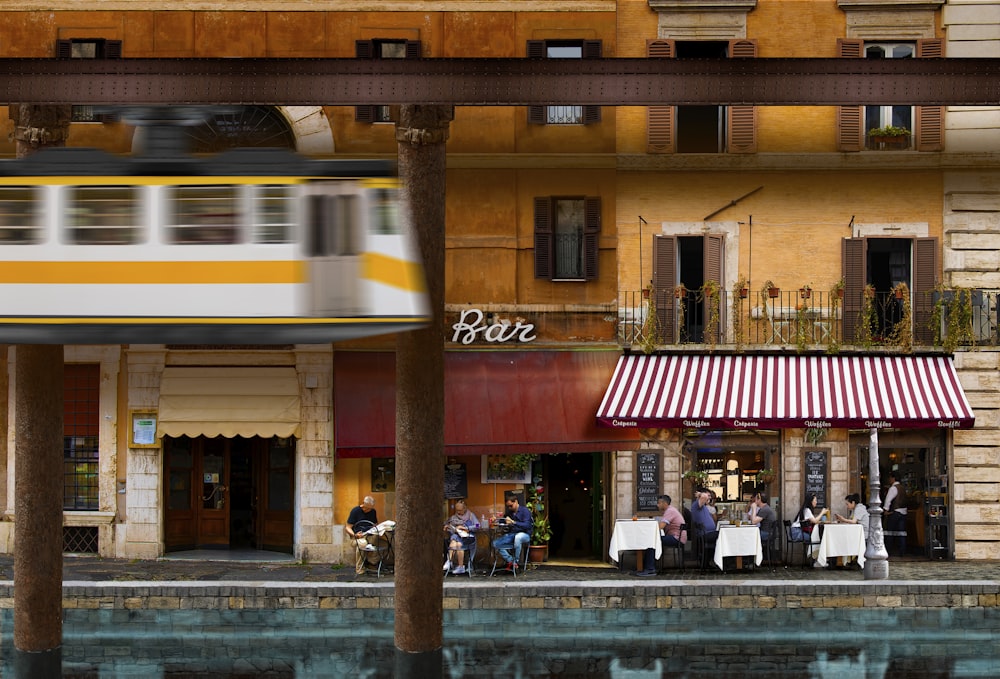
[883,471,908,556]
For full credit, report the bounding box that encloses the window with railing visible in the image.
[64,364,100,511]
[533,196,601,281]
[527,40,602,126]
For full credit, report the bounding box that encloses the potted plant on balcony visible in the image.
[526,484,551,563]
[867,125,911,150]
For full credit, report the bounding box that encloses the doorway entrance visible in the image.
[163,435,295,553]
[544,452,604,561]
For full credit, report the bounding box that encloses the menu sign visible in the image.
[444,463,468,500]
[636,452,661,512]
[804,450,828,510]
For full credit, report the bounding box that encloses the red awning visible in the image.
[596,354,975,431]
[334,350,640,458]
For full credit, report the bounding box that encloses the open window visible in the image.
[646,39,757,154]
[527,40,602,126]
[652,234,725,343]
[837,38,944,152]
[533,196,600,281]
[355,39,422,123]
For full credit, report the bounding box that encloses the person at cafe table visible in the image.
[835,493,870,542]
[633,494,686,577]
[492,494,532,571]
[689,489,718,545]
[747,491,777,544]
[793,492,828,566]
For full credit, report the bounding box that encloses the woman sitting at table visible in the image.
[792,493,826,566]
[443,499,479,575]
[835,493,870,542]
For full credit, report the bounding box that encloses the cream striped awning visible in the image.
[596,354,975,431]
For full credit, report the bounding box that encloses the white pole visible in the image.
[864,427,889,580]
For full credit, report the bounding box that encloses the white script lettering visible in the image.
[451,308,537,345]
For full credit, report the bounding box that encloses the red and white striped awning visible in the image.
[596,354,975,431]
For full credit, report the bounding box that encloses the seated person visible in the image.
[689,489,718,544]
[345,495,379,575]
[835,493,870,542]
[793,492,827,565]
[443,499,479,575]
[634,494,686,576]
[748,491,777,544]
[491,495,532,571]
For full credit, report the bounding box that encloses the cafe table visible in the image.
[713,524,762,571]
[608,519,661,570]
[815,522,866,568]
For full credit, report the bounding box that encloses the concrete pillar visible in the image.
[393,104,453,678]
[13,346,64,678]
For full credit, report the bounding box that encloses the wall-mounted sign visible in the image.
[451,308,536,345]
[636,452,661,512]
[129,410,158,448]
[804,450,828,511]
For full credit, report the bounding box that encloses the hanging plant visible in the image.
[827,279,845,354]
[805,427,827,445]
[795,293,811,354]
[855,284,877,348]
[887,282,913,353]
[731,275,749,353]
[945,287,975,353]
[700,280,721,350]
[639,286,662,354]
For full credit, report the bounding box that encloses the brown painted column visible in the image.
[13,346,64,678]
[393,104,453,678]
[10,104,71,679]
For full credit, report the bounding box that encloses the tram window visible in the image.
[66,186,140,245]
[253,185,294,243]
[0,187,42,244]
[334,195,360,256]
[169,185,240,244]
[370,188,400,235]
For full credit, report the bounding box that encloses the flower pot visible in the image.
[894,289,905,300]
[642,288,650,300]
[738,287,749,299]
[528,544,548,563]
[767,287,780,299]
[799,288,811,299]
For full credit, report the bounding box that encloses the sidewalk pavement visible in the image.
[0,554,996,584]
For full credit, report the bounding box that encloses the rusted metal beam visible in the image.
[0,58,998,105]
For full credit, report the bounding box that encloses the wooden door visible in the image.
[164,435,230,551]
[198,437,230,547]
[164,437,197,551]
[258,437,295,553]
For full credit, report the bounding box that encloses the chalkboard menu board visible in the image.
[804,450,828,510]
[636,452,661,512]
[444,463,468,500]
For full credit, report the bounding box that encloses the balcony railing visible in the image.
[614,288,1000,351]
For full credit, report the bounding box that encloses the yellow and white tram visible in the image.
[0,147,429,343]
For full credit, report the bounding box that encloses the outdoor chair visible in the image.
[444,529,477,578]
[489,526,530,577]
[657,523,686,573]
[353,519,394,577]
[783,519,810,567]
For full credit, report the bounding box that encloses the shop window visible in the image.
[526,39,602,125]
[57,38,122,123]
[64,364,100,511]
[533,196,600,281]
[355,39,422,123]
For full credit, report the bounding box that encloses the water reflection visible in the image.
[13,607,1000,678]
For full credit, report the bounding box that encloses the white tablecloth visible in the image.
[816,523,866,568]
[608,520,661,563]
[713,525,763,571]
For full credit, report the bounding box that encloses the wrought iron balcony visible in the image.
[614,287,1000,351]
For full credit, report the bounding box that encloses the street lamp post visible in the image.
[864,427,890,580]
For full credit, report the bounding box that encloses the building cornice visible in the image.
[838,0,944,10]
[1,1,616,10]
[648,0,756,11]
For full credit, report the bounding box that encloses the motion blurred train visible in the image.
[0,145,429,343]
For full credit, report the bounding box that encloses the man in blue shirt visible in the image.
[689,489,719,563]
[492,494,533,571]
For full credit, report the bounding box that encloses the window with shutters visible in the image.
[527,40,602,126]
[837,38,944,152]
[533,196,600,281]
[57,39,122,123]
[841,236,937,344]
[646,39,757,154]
[355,39,421,123]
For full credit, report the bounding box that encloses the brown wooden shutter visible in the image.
[582,41,602,124]
[704,234,726,341]
[727,40,758,154]
[915,39,945,152]
[842,237,866,343]
[583,197,601,280]
[527,40,547,122]
[837,39,865,152]
[647,40,676,154]
[653,235,677,343]
[912,237,938,343]
[103,40,122,59]
[534,197,553,279]
[405,40,422,59]
[56,39,73,58]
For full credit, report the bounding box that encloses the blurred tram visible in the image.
[0,146,429,343]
